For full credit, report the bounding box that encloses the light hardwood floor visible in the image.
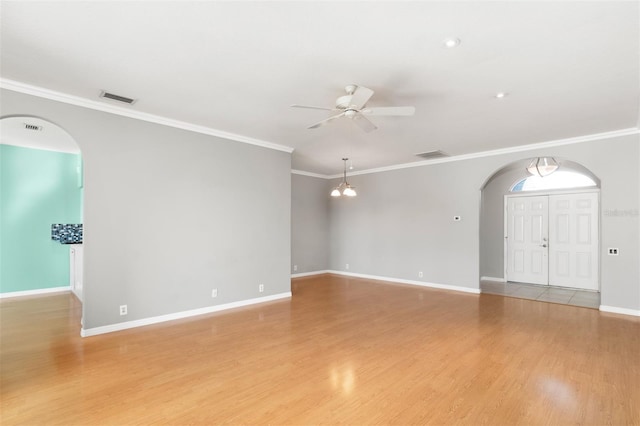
[1,274,639,425]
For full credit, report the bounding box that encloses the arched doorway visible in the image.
[480,157,601,308]
[0,116,84,301]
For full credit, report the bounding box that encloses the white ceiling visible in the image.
[1,1,638,175]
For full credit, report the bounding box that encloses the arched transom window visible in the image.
[511,170,597,192]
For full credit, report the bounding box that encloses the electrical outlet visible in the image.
[608,248,619,256]
[259,284,264,293]
[418,271,423,278]
[212,288,218,298]
[345,263,349,270]
[119,305,127,316]
[293,265,298,272]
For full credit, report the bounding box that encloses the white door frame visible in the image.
[504,188,600,289]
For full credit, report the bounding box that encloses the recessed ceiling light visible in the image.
[443,38,461,48]
[495,92,508,99]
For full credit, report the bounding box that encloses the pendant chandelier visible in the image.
[331,158,357,197]
[527,157,559,177]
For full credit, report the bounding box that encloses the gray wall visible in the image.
[1,89,292,330]
[329,160,482,291]
[328,134,639,310]
[479,135,639,311]
[291,174,330,273]
[3,88,638,324]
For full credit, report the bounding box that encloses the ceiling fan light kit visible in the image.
[292,84,416,133]
[331,158,357,197]
[527,157,559,177]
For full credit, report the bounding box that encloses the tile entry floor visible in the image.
[481,280,600,309]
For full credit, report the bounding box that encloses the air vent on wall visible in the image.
[416,150,449,160]
[100,91,137,105]
[24,123,43,131]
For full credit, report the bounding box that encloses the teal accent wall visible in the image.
[0,144,82,293]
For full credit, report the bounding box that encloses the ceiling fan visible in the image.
[291,84,415,133]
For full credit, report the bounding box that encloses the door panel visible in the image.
[507,196,549,285]
[576,214,591,244]
[554,251,570,277]
[548,193,599,290]
[556,214,570,243]
[576,252,591,278]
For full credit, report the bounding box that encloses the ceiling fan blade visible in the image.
[361,106,416,116]
[352,114,377,133]
[308,112,346,129]
[350,85,374,109]
[291,104,334,111]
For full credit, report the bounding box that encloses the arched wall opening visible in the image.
[480,157,601,286]
[0,115,84,302]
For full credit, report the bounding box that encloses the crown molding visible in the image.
[325,127,640,179]
[290,169,331,179]
[0,78,294,154]
[3,79,635,170]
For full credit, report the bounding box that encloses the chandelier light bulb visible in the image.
[343,186,357,197]
[331,158,357,197]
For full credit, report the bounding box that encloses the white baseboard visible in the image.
[327,270,481,294]
[291,270,330,278]
[599,305,640,317]
[0,286,70,299]
[81,292,292,337]
[480,276,506,283]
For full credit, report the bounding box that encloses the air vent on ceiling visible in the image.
[100,91,137,105]
[416,150,449,160]
[24,123,43,131]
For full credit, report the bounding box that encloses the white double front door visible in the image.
[506,192,599,290]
